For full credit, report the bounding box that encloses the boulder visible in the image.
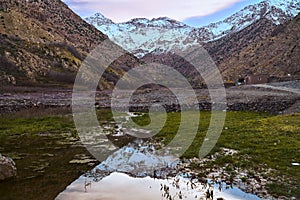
[0,154,17,181]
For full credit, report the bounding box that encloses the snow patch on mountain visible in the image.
[201,0,300,41]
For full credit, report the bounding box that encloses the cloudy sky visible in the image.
[63,0,261,26]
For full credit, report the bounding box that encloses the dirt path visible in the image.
[252,81,300,95]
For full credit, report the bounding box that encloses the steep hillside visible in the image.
[0,0,108,52]
[0,0,139,88]
[204,17,277,68]
[217,13,300,80]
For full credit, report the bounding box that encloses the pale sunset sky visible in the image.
[63,0,262,26]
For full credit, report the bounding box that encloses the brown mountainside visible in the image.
[0,0,139,87]
[216,13,300,80]
[204,17,277,68]
[0,0,107,52]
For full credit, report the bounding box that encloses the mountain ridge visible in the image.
[85,0,299,57]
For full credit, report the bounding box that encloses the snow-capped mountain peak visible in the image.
[86,14,197,57]
[86,13,115,26]
[85,0,299,57]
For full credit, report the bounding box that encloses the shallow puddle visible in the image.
[56,141,264,200]
[56,171,263,200]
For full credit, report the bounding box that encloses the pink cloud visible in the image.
[64,0,246,22]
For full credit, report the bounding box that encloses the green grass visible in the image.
[131,111,300,198]
[0,115,74,137]
[0,108,116,139]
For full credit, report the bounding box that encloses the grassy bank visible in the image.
[131,111,300,198]
[0,109,299,198]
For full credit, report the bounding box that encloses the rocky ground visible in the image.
[0,81,299,114]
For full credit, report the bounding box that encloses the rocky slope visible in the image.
[0,0,139,88]
[86,0,299,58]
[216,13,300,80]
[204,17,276,65]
